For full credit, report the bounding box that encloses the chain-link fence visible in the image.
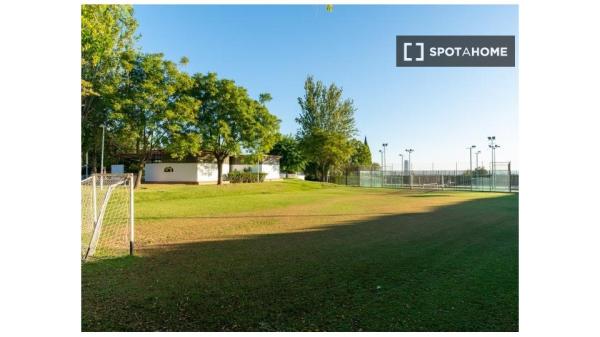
[328,164,518,192]
[81,174,135,261]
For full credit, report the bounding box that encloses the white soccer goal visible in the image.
[81,173,134,261]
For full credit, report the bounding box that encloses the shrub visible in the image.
[227,171,268,183]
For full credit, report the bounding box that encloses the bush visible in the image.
[227,171,268,183]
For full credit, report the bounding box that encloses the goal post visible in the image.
[81,173,135,261]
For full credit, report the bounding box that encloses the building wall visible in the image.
[145,163,198,183]
[229,164,280,180]
[260,163,280,180]
[230,164,254,173]
[145,160,279,183]
[197,163,229,183]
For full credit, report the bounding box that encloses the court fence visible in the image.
[327,167,518,193]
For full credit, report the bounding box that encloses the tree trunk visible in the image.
[217,157,224,185]
[91,151,97,174]
[135,161,145,189]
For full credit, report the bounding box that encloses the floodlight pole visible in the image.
[398,153,404,186]
[488,136,500,189]
[382,143,388,171]
[467,145,476,172]
[467,145,476,191]
[475,150,481,169]
[405,149,414,189]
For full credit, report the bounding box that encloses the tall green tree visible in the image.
[271,135,306,177]
[112,52,200,187]
[192,73,280,185]
[349,138,372,167]
[300,129,355,180]
[296,75,357,180]
[81,4,138,171]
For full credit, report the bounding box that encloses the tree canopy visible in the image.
[81,5,138,170]
[296,76,357,180]
[349,138,372,167]
[192,73,280,184]
[271,135,306,175]
[111,52,200,186]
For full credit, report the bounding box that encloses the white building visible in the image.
[143,154,281,184]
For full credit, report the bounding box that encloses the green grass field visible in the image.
[82,180,518,331]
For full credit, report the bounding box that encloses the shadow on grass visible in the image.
[82,194,518,332]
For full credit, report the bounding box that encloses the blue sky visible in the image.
[134,5,518,170]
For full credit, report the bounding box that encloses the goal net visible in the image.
[81,174,134,261]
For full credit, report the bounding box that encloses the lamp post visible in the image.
[398,153,404,175]
[405,149,414,189]
[487,136,500,189]
[398,153,404,187]
[382,143,388,171]
[475,150,481,169]
[467,145,476,172]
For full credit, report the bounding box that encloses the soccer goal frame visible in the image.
[81,173,134,261]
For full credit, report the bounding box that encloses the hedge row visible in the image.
[227,171,268,183]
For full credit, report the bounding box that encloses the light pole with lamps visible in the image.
[398,153,404,187]
[398,153,404,174]
[475,150,482,169]
[487,136,500,189]
[467,145,476,172]
[382,143,388,171]
[405,149,414,188]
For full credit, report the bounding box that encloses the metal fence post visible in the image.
[129,173,135,256]
[92,174,97,224]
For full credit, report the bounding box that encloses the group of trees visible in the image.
[81,5,279,186]
[272,76,373,181]
[82,5,373,186]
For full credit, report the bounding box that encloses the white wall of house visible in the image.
[144,160,279,183]
[145,163,198,183]
[197,163,229,183]
[229,164,280,180]
[230,164,254,173]
[260,163,280,180]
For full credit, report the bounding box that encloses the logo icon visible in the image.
[403,42,424,62]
